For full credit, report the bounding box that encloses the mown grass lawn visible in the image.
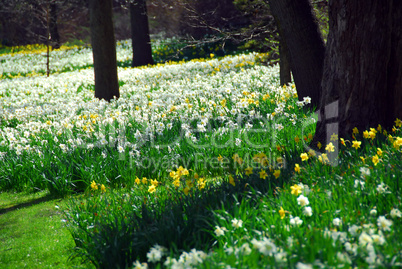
[0,191,91,268]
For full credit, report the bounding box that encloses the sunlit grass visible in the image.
[0,191,90,268]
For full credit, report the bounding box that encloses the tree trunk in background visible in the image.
[130,0,154,67]
[314,0,402,143]
[49,1,60,49]
[89,0,119,101]
[268,0,325,108]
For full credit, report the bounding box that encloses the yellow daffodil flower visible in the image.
[100,184,106,193]
[148,185,156,193]
[135,177,140,185]
[259,169,268,180]
[290,184,302,196]
[245,167,253,176]
[352,140,361,149]
[372,155,380,166]
[376,148,383,156]
[300,153,309,162]
[142,177,148,184]
[393,137,402,149]
[295,163,301,173]
[90,180,98,190]
[198,178,206,190]
[363,130,369,139]
[319,154,329,164]
[173,179,180,188]
[279,207,286,219]
[326,142,335,152]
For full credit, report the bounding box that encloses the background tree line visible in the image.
[0,0,272,46]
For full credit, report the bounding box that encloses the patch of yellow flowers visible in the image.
[299,119,402,168]
[169,166,207,195]
[90,180,106,193]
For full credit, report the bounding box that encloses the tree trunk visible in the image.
[49,1,60,49]
[272,13,292,86]
[387,0,402,128]
[314,0,402,144]
[89,0,119,101]
[130,0,154,67]
[268,0,325,108]
[279,39,291,86]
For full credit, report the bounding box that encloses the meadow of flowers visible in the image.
[0,40,401,268]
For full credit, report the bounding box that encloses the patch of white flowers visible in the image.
[132,244,208,269]
[0,52,307,159]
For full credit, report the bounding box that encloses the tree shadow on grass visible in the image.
[0,193,57,215]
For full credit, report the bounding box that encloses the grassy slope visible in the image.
[0,191,91,268]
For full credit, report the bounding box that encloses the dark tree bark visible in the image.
[272,15,292,86]
[49,1,60,49]
[268,0,325,108]
[314,0,402,143]
[89,0,119,101]
[278,38,291,86]
[271,12,292,86]
[130,0,154,67]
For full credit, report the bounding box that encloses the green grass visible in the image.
[0,191,91,268]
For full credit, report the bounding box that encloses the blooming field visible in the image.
[1,43,401,268]
[1,47,312,194]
